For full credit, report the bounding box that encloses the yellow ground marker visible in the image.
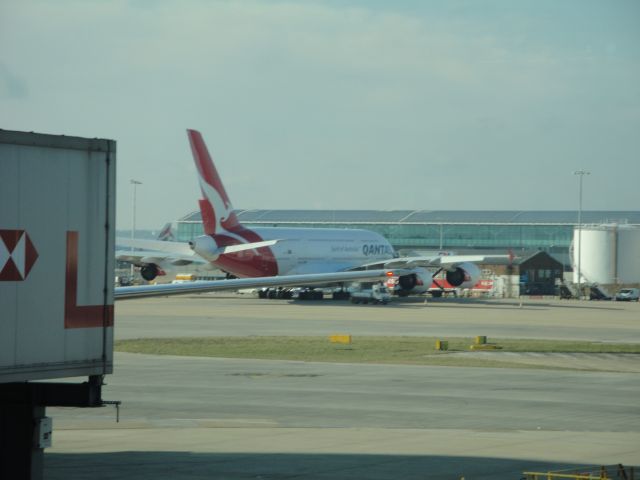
[470,335,502,350]
[329,334,352,345]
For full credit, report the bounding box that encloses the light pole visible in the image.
[130,179,142,278]
[573,170,590,299]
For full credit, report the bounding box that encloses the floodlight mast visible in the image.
[130,179,142,278]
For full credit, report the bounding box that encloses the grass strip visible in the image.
[114,336,640,369]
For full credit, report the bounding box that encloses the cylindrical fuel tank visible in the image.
[573,225,640,284]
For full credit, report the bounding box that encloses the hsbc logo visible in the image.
[0,230,39,281]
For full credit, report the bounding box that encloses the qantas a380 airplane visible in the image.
[115,130,503,300]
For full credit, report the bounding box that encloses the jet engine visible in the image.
[393,269,428,296]
[397,273,417,294]
[392,263,481,296]
[444,262,481,289]
[140,263,159,281]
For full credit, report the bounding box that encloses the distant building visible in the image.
[482,251,564,296]
[175,210,640,269]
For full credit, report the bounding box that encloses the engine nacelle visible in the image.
[445,262,481,289]
[398,273,417,291]
[389,263,481,295]
[190,235,219,262]
[140,263,159,281]
[390,269,429,296]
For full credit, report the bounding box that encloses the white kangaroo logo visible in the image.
[199,177,246,244]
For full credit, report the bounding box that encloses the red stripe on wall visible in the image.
[65,231,114,329]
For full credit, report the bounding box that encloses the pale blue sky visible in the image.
[2,0,639,229]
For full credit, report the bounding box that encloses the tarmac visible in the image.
[113,294,640,343]
[45,295,640,479]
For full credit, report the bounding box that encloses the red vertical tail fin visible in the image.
[187,129,240,235]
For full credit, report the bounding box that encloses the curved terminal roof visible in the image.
[178,210,640,226]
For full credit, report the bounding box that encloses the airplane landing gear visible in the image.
[258,288,293,299]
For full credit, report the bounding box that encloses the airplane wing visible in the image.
[115,236,201,269]
[358,254,512,270]
[115,250,203,267]
[116,238,194,257]
[115,268,410,300]
[385,254,511,269]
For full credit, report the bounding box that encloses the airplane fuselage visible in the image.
[208,227,395,278]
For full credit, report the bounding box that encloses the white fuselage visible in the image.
[210,226,396,278]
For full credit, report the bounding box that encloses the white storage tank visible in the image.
[617,226,640,283]
[573,224,640,284]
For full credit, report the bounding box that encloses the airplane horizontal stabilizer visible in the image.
[215,239,280,255]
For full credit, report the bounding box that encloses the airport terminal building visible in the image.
[175,210,640,268]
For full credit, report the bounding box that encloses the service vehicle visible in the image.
[350,284,391,304]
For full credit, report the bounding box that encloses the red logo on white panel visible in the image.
[0,230,39,281]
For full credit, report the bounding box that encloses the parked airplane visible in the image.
[156,222,175,242]
[115,130,505,300]
[116,222,209,281]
